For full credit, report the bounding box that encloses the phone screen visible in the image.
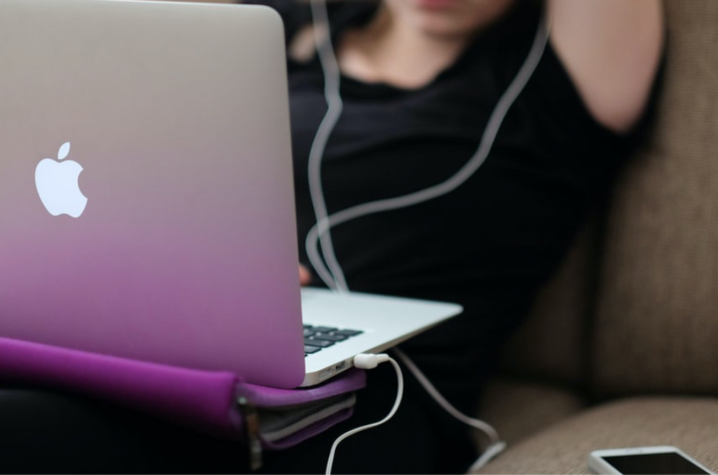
[603,452,708,474]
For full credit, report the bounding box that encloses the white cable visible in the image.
[306,0,349,292]
[392,347,506,471]
[392,348,500,443]
[469,440,508,473]
[326,354,403,475]
[306,8,551,289]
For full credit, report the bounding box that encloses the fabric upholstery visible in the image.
[591,0,718,397]
[476,379,585,449]
[475,398,718,474]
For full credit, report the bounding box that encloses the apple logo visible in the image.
[35,142,88,218]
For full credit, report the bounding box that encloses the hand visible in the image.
[299,264,312,286]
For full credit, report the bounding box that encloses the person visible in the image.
[0,0,664,473]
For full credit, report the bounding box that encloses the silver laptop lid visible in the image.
[0,0,306,388]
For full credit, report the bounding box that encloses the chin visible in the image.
[385,0,516,39]
[414,17,475,39]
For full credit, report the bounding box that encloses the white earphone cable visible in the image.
[306,0,349,292]
[392,347,500,443]
[307,3,551,291]
[392,347,506,471]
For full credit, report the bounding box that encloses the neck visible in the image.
[375,5,474,64]
[338,6,474,89]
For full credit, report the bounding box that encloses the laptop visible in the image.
[0,0,462,389]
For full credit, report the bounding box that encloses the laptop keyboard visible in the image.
[303,325,363,357]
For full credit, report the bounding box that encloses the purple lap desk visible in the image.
[0,335,366,450]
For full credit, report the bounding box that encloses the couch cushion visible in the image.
[474,397,718,474]
[477,379,586,449]
[591,0,718,396]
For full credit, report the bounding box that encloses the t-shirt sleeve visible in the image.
[242,0,312,44]
[472,4,664,224]
[521,40,631,154]
[492,26,663,197]
[528,38,665,150]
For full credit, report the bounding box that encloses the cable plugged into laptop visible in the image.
[352,353,390,370]
[325,353,403,475]
[327,351,505,474]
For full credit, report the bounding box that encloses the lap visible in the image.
[0,363,478,474]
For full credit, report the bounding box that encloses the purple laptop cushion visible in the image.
[0,335,242,439]
[0,336,368,445]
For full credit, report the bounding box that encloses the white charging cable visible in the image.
[326,353,403,475]
[327,351,503,474]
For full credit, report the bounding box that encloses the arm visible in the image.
[548,0,665,134]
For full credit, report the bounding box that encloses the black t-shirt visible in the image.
[246,0,644,407]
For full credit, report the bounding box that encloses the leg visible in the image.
[0,363,478,473]
[0,387,246,473]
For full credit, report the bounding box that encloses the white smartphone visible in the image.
[588,446,714,474]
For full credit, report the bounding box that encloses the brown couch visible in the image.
[474,1,718,473]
